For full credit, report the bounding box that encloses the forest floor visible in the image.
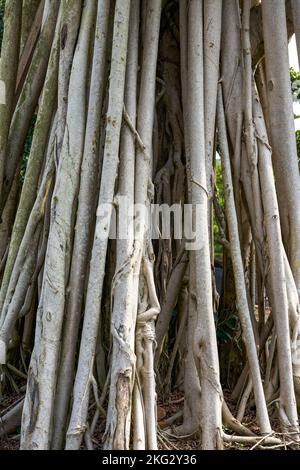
[0,306,280,451]
[0,386,23,450]
[0,386,281,451]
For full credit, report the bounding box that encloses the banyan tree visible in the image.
[0,0,300,451]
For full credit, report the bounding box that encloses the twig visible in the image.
[250,432,275,450]
[123,105,146,151]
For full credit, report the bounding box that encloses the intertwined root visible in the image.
[0,0,300,450]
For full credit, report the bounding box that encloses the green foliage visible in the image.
[290,66,300,82]
[216,313,239,344]
[213,160,224,260]
[290,67,300,102]
[296,129,300,161]
[215,305,240,345]
[20,116,37,185]
[215,161,224,207]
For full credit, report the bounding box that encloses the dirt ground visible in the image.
[0,387,283,451]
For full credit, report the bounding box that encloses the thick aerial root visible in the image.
[0,0,299,451]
